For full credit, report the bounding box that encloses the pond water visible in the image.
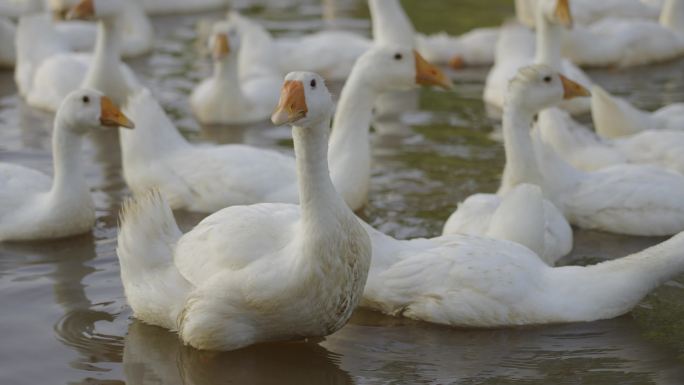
[1,1,684,384]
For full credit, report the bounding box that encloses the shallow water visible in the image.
[1,1,684,384]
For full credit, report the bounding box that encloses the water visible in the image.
[1,1,684,384]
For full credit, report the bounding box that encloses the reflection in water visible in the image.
[124,321,353,385]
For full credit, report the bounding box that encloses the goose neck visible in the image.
[368,0,415,46]
[533,10,563,69]
[213,55,247,105]
[500,99,544,193]
[660,0,684,34]
[292,115,345,226]
[328,70,376,205]
[84,17,127,104]
[49,118,88,200]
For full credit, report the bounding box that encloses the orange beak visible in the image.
[555,0,573,28]
[67,0,94,20]
[271,80,308,126]
[560,74,590,99]
[449,55,465,70]
[100,96,135,129]
[213,33,230,60]
[415,50,453,90]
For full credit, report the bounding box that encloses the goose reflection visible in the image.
[123,321,353,385]
[323,309,684,384]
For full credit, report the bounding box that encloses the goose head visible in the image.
[58,89,135,134]
[537,0,573,28]
[66,0,125,20]
[507,64,589,114]
[354,45,452,92]
[271,72,333,127]
[209,22,240,62]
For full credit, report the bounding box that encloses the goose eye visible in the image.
[543,76,552,83]
[82,96,90,104]
[394,53,403,60]
[310,79,316,88]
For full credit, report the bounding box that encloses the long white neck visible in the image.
[49,118,89,202]
[83,16,129,105]
[328,68,376,211]
[293,116,351,234]
[660,0,684,34]
[499,98,545,194]
[213,54,250,110]
[542,231,684,321]
[368,0,416,46]
[533,7,563,69]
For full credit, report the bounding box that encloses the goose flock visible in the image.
[1,0,684,353]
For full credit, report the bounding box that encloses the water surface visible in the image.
[1,1,684,384]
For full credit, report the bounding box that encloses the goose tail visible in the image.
[591,85,654,139]
[117,190,189,330]
[545,232,684,322]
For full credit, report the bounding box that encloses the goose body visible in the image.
[190,16,282,125]
[484,0,591,115]
[17,1,139,112]
[117,72,372,351]
[562,0,684,67]
[443,184,572,265]
[123,47,450,213]
[363,222,684,326]
[0,89,133,242]
[0,16,14,68]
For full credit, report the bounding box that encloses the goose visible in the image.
[592,85,684,138]
[0,89,133,242]
[0,0,42,18]
[360,66,684,327]
[17,0,139,112]
[539,99,684,175]
[116,72,372,351]
[47,0,154,58]
[562,0,684,68]
[122,46,450,213]
[510,65,684,236]
[190,19,282,125]
[484,0,592,115]
[0,16,14,68]
[516,0,661,27]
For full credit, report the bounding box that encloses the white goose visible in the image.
[361,66,684,327]
[0,89,133,242]
[17,0,139,112]
[592,85,684,138]
[117,72,372,351]
[484,0,592,115]
[0,16,14,68]
[511,66,684,236]
[540,94,684,175]
[516,0,661,27]
[122,46,449,213]
[562,0,684,68]
[190,19,282,125]
[47,0,154,58]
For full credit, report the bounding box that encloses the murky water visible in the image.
[1,1,684,384]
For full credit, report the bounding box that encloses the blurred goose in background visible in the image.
[539,95,684,175]
[117,72,372,351]
[561,0,684,67]
[484,0,591,115]
[0,0,42,18]
[0,16,14,68]
[47,0,154,57]
[0,89,133,242]
[190,17,282,125]
[592,85,684,138]
[17,0,139,112]
[508,66,684,236]
[516,0,661,27]
[360,69,684,327]
[122,46,450,213]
